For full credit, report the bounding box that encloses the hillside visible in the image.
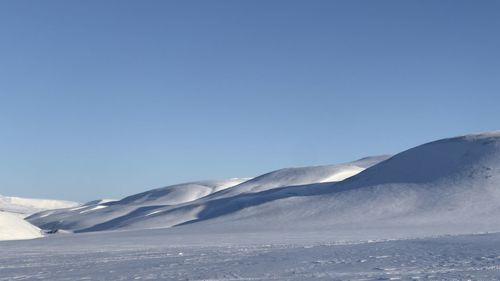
[27,131,500,240]
[27,157,388,232]
[210,155,389,199]
[0,195,78,216]
[0,211,42,240]
[0,195,78,241]
[170,131,500,239]
[27,178,249,232]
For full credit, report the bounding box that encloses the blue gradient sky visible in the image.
[1,1,499,201]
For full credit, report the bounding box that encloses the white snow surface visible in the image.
[3,228,500,280]
[27,178,251,232]
[0,211,42,241]
[0,195,78,216]
[0,195,78,241]
[27,157,388,232]
[211,155,389,198]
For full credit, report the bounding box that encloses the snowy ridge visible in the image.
[27,178,250,232]
[171,131,500,239]
[210,155,390,199]
[27,157,388,233]
[118,178,249,206]
[0,195,78,216]
[0,195,78,241]
[27,131,500,241]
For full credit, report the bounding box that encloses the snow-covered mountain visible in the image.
[28,156,388,233]
[209,156,389,199]
[27,131,500,241]
[170,131,500,239]
[27,178,250,232]
[0,195,78,241]
[30,131,500,240]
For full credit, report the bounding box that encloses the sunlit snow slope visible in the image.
[0,195,78,241]
[0,211,43,240]
[28,178,249,232]
[211,156,389,199]
[0,195,78,216]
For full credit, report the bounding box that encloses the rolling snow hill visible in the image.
[0,195,78,216]
[169,131,500,239]
[28,157,388,232]
[27,131,500,241]
[27,178,250,232]
[0,195,77,241]
[210,155,390,199]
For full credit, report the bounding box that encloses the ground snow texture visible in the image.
[2,231,500,280]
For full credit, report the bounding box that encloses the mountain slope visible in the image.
[169,131,500,238]
[0,195,78,216]
[0,211,42,240]
[28,131,500,239]
[0,195,78,241]
[27,178,249,232]
[118,178,249,206]
[28,157,388,232]
[210,156,390,199]
[71,131,500,238]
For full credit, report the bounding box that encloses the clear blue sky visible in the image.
[1,1,499,201]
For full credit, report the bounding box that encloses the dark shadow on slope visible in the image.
[77,178,381,233]
[73,205,167,233]
[204,155,392,200]
[76,182,341,232]
[174,180,362,227]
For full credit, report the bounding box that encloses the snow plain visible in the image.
[3,131,500,280]
[2,229,500,280]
